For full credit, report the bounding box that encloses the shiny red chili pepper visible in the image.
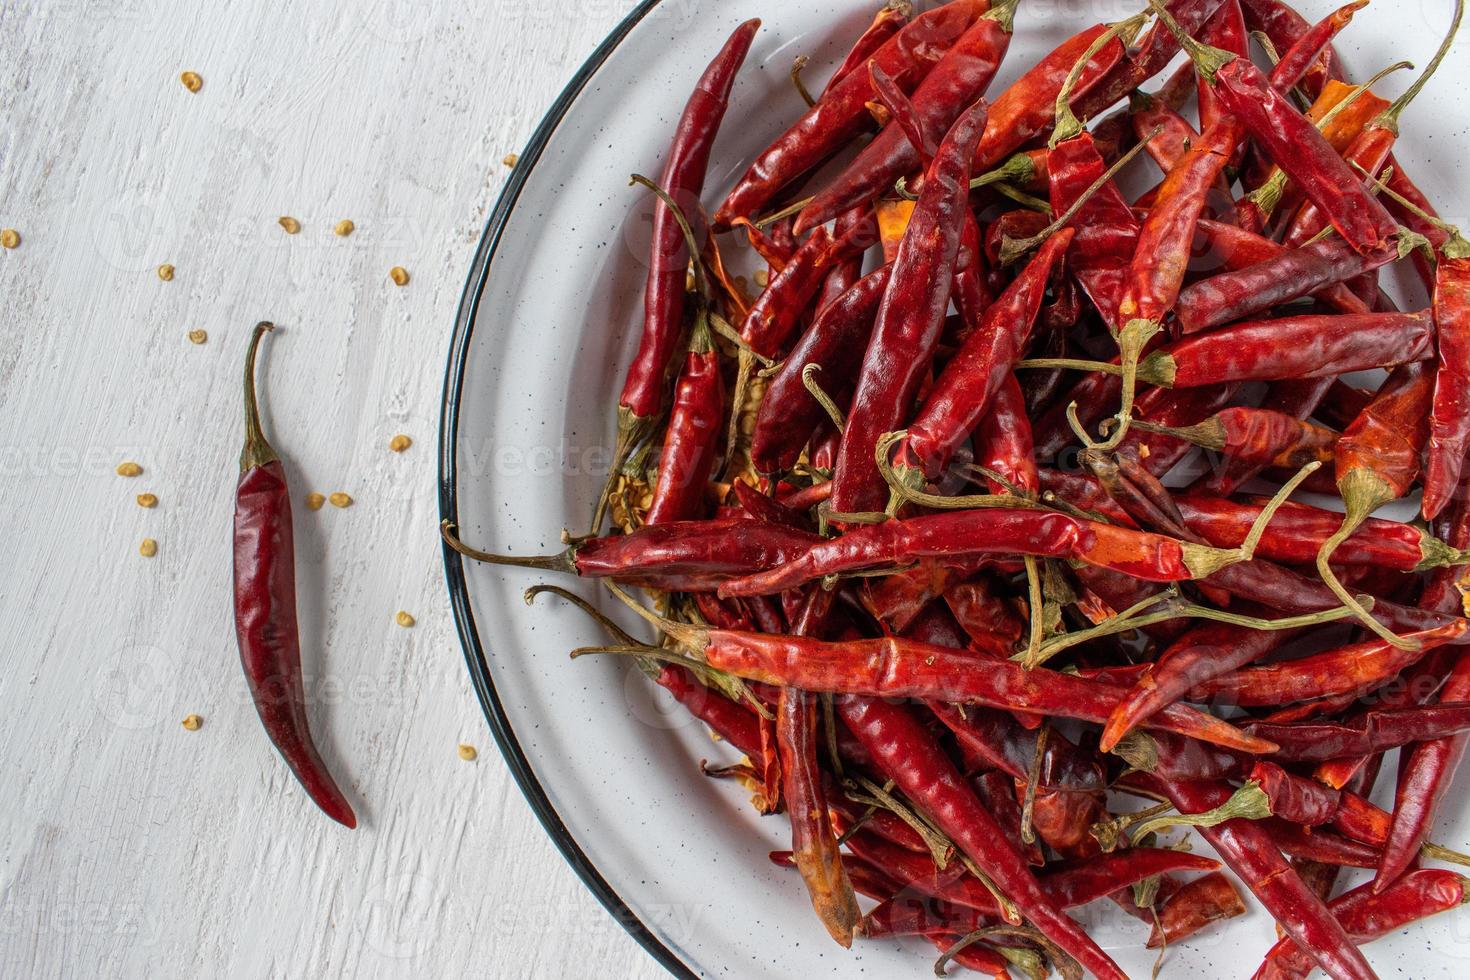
[793,0,1020,234]
[1192,378,1336,495]
[1195,0,1246,135]
[972,373,1039,496]
[1249,761,1391,846]
[1240,0,1346,98]
[714,0,985,227]
[1147,872,1247,948]
[611,21,759,516]
[235,323,356,828]
[645,322,724,526]
[898,229,1074,481]
[655,663,763,759]
[1421,226,1470,520]
[740,214,876,359]
[1134,406,1335,473]
[835,696,1129,980]
[831,99,990,515]
[820,1,911,99]
[1253,871,1467,980]
[1268,0,1367,95]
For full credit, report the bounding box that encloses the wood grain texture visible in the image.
[0,0,665,976]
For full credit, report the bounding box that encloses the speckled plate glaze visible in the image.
[441,2,1470,976]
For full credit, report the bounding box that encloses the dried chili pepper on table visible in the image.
[597,20,759,530]
[235,323,356,828]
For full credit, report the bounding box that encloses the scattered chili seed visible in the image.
[116,461,143,477]
[389,434,412,453]
[0,228,18,249]
[137,493,158,509]
[395,611,416,628]
[334,219,355,237]
[458,744,478,761]
[157,263,174,281]
[389,266,410,286]
[502,153,519,167]
[278,216,301,235]
[328,492,353,509]
[181,714,203,731]
[139,538,158,558]
[180,71,202,93]
[187,329,207,345]
[305,492,325,511]
[754,268,770,288]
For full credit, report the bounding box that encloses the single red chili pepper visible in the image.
[831,99,990,515]
[645,319,724,526]
[752,265,889,475]
[1148,872,1247,948]
[1134,773,1379,980]
[777,686,860,946]
[1268,0,1367,96]
[739,214,877,359]
[732,479,811,533]
[1280,2,1462,250]
[655,663,763,759]
[605,22,759,529]
[815,205,873,314]
[1175,496,1463,571]
[896,229,1074,481]
[824,782,930,854]
[644,619,1276,753]
[1249,762,1392,847]
[1193,377,1336,496]
[1318,362,1437,648]
[717,509,1253,597]
[1253,871,1468,980]
[928,935,1011,979]
[1243,704,1470,764]
[1174,235,1408,335]
[1240,0,1346,98]
[971,374,1039,497]
[1153,1,1399,256]
[793,0,1021,234]
[1195,0,1246,136]
[1191,624,1466,707]
[235,323,356,828]
[1382,162,1446,293]
[714,0,985,227]
[771,848,901,903]
[442,517,822,592]
[1131,407,1335,472]
[1409,218,1470,521]
[835,696,1129,980]
[820,1,912,99]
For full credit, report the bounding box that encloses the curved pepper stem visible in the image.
[240,321,280,472]
[1050,12,1151,148]
[1071,318,1162,452]
[440,520,578,575]
[1316,468,1421,650]
[1370,0,1463,135]
[1128,781,1272,840]
[1145,0,1235,83]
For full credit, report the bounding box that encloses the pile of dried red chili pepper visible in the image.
[445,0,1470,975]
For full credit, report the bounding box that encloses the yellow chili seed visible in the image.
[116,461,143,477]
[329,491,353,509]
[305,492,325,511]
[278,216,301,235]
[187,329,207,345]
[137,493,158,509]
[157,263,174,281]
[0,228,18,249]
[389,266,410,286]
[458,744,478,761]
[181,714,203,731]
[395,611,416,628]
[180,71,202,93]
[334,219,355,237]
[139,538,158,558]
[502,153,519,167]
[754,268,770,288]
[389,434,412,453]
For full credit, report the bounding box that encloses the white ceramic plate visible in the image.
[440,2,1470,976]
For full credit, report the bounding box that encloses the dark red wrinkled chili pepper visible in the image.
[1194,377,1336,496]
[235,323,356,828]
[821,1,911,99]
[835,696,1129,980]
[1132,406,1335,472]
[1418,222,1470,521]
[793,0,1020,234]
[714,0,985,227]
[1147,872,1247,948]
[604,21,758,528]
[645,319,724,526]
[1242,705,1470,764]
[831,99,989,515]
[1241,0,1345,98]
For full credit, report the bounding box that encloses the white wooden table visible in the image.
[0,1,664,975]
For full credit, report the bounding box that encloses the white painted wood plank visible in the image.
[0,1,665,976]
